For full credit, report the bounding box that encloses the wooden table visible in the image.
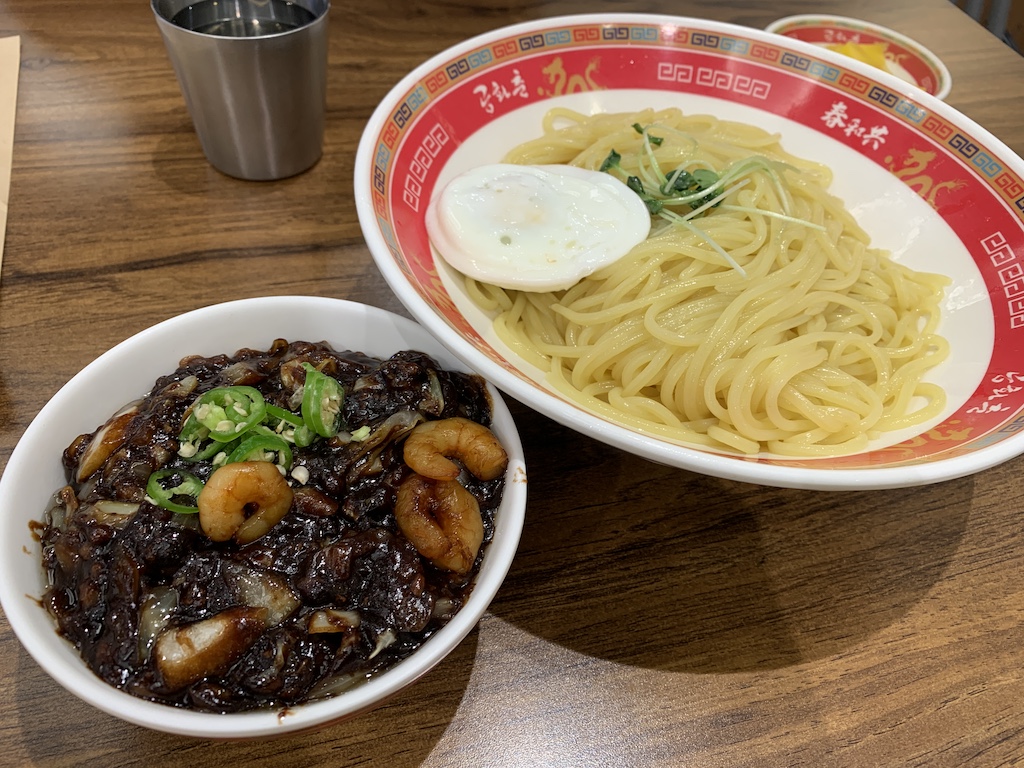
[1,1,1023,765]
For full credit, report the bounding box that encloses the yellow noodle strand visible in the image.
[464,108,950,456]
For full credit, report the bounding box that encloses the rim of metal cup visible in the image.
[151,0,330,37]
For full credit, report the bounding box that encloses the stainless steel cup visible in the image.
[151,0,329,181]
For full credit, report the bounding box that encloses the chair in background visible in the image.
[956,0,1017,48]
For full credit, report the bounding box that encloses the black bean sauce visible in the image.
[38,340,504,712]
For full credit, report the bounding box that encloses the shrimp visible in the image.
[403,417,508,482]
[197,461,294,544]
[394,474,484,574]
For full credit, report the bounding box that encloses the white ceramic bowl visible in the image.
[355,12,1024,491]
[766,14,952,100]
[0,296,527,738]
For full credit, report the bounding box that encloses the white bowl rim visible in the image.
[0,295,528,738]
[354,12,1024,491]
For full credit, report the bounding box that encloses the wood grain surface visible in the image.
[1,1,1023,766]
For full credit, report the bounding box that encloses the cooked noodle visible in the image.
[462,108,950,456]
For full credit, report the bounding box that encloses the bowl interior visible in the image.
[0,296,527,738]
[355,13,1024,489]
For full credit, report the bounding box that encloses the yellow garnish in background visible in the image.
[826,41,892,73]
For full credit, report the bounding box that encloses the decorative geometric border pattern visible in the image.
[374,22,1024,221]
[655,62,773,100]
[1000,410,1024,434]
[983,231,1024,329]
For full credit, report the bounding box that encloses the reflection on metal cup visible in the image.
[151,0,329,181]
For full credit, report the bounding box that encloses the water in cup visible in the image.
[171,0,315,36]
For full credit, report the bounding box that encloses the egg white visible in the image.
[425,164,652,292]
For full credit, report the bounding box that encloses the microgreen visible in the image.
[599,149,622,173]
[632,123,664,146]
[597,129,822,276]
[625,176,664,214]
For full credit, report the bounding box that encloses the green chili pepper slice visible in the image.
[291,424,315,447]
[226,427,294,468]
[178,412,209,446]
[183,436,240,463]
[146,468,204,515]
[189,386,267,442]
[301,363,344,438]
[266,403,303,428]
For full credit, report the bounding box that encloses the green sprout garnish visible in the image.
[632,123,664,145]
[625,176,664,214]
[597,129,826,276]
[599,148,622,173]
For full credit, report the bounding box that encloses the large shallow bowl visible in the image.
[354,13,1024,491]
[0,296,527,739]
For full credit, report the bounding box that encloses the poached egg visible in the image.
[425,163,652,292]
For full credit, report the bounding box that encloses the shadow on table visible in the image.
[491,400,974,673]
[9,624,477,767]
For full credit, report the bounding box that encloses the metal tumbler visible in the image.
[152,0,329,181]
